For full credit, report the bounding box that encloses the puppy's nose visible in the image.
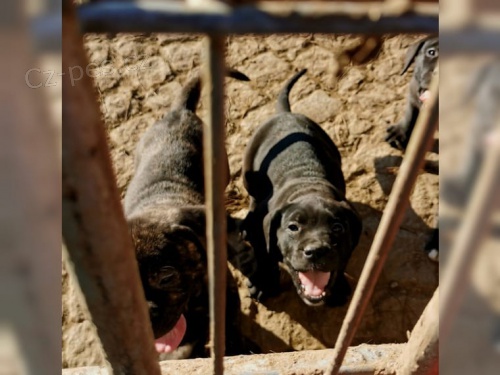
[303,246,328,259]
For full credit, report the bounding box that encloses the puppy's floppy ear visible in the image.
[244,170,273,202]
[168,224,206,256]
[339,201,362,254]
[263,208,284,260]
[127,217,206,274]
[401,37,429,75]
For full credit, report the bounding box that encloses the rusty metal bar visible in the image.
[77,1,438,34]
[61,343,403,375]
[439,143,500,341]
[326,76,439,375]
[203,35,228,375]
[399,288,439,375]
[61,1,161,374]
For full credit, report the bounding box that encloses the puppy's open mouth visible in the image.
[154,314,187,353]
[296,270,331,306]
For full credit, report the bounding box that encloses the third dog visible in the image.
[385,35,439,150]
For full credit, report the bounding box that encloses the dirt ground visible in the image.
[62,33,439,368]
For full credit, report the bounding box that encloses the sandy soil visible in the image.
[62,33,439,368]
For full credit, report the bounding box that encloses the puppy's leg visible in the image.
[424,227,439,262]
[325,272,351,307]
[224,269,247,355]
[385,98,420,151]
[247,248,281,301]
[241,212,280,301]
[227,218,259,285]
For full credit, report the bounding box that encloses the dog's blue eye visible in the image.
[287,224,299,232]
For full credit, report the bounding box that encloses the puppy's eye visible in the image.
[159,274,175,287]
[426,48,438,58]
[287,224,300,232]
[157,267,178,287]
[332,223,345,233]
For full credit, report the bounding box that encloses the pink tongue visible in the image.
[298,271,331,297]
[154,314,187,353]
[419,90,431,103]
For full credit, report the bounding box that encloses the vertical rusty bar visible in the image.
[326,77,439,375]
[62,1,161,374]
[399,288,439,375]
[203,34,228,375]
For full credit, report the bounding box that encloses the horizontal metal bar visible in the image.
[77,1,438,34]
[326,76,439,375]
[62,343,403,375]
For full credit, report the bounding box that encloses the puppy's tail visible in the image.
[276,69,307,113]
[175,69,250,112]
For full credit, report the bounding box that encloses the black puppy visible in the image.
[386,36,439,150]
[124,71,249,358]
[242,69,362,307]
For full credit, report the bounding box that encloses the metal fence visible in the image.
[61,1,447,374]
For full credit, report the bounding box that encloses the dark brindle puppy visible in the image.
[124,71,249,358]
[242,69,362,307]
[386,35,438,150]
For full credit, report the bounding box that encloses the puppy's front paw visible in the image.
[325,273,351,307]
[245,279,264,300]
[245,267,280,301]
[385,124,409,151]
[424,228,439,262]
